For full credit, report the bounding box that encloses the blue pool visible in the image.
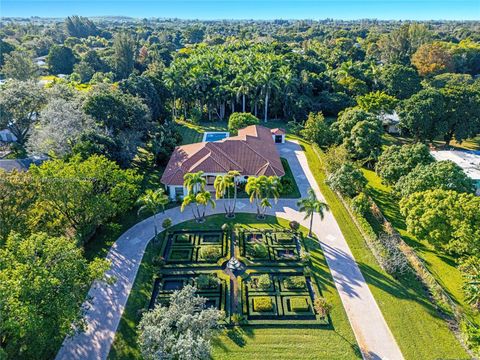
[203,132,229,142]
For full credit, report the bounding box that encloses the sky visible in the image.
[1,0,479,20]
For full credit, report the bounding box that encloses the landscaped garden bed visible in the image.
[161,230,229,264]
[239,230,301,263]
[110,214,359,360]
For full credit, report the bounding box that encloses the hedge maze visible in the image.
[150,228,328,326]
[163,230,229,264]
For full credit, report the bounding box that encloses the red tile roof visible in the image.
[270,128,286,135]
[161,125,285,186]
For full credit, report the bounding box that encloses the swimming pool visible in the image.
[203,132,229,142]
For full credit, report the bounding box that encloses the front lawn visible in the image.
[108,213,361,360]
[297,138,470,360]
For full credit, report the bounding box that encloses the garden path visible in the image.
[56,141,403,360]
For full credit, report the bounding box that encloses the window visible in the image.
[174,187,184,198]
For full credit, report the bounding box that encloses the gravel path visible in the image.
[56,141,403,360]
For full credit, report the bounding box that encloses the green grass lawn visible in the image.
[362,168,480,329]
[383,133,480,151]
[297,138,470,360]
[109,213,361,360]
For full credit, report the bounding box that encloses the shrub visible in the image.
[253,297,273,312]
[199,246,222,262]
[290,298,309,312]
[283,276,306,289]
[195,274,219,290]
[162,218,172,230]
[327,163,367,198]
[351,192,371,216]
[289,221,300,232]
[314,297,332,317]
[231,313,245,325]
[254,274,272,290]
[246,243,268,259]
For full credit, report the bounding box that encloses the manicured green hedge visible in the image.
[290,297,309,312]
[253,297,273,312]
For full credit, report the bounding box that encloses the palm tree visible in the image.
[181,190,215,222]
[214,170,239,218]
[246,175,281,219]
[245,176,264,218]
[137,188,169,240]
[257,64,280,123]
[297,188,330,237]
[183,171,206,195]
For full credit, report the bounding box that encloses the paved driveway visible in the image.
[56,141,403,360]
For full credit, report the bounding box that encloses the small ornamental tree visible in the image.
[228,112,259,135]
[300,112,334,147]
[327,163,368,198]
[138,285,224,360]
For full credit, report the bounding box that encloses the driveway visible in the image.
[56,141,403,360]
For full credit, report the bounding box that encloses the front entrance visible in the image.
[274,135,283,143]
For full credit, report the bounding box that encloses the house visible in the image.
[378,111,401,134]
[0,156,46,172]
[161,125,285,199]
[431,150,480,196]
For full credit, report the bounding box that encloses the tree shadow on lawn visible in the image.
[357,262,449,319]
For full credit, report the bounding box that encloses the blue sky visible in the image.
[1,1,479,20]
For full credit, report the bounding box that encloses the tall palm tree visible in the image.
[183,171,206,195]
[245,176,264,218]
[246,175,281,219]
[181,190,215,222]
[137,188,169,240]
[297,188,330,237]
[214,170,239,218]
[257,64,280,123]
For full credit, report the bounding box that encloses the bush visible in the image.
[289,221,300,232]
[314,297,332,317]
[290,298,309,312]
[283,276,306,289]
[351,192,371,216]
[162,218,172,230]
[195,274,219,290]
[199,246,222,262]
[327,163,367,198]
[253,297,273,312]
[228,112,259,134]
[254,274,272,290]
[246,243,268,259]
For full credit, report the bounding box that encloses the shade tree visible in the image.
[394,160,475,199]
[375,143,434,185]
[326,163,367,198]
[399,189,480,255]
[138,285,224,360]
[0,232,109,359]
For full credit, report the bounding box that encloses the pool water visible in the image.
[203,132,229,142]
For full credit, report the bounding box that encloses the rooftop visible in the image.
[161,125,285,186]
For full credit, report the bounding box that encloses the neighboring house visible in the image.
[161,125,285,199]
[0,129,17,143]
[0,156,47,172]
[378,111,401,134]
[431,150,480,196]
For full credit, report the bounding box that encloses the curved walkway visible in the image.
[56,141,403,360]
